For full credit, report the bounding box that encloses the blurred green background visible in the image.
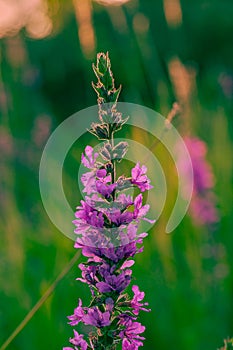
[0,0,233,349]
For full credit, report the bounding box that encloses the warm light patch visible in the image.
[26,13,52,39]
[106,5,128,33]
[0,0,53,39]
[133,13,149,34]
[168,57,196,103]
[73,0,96,59]
[0,1,22,37]
[163,0,183,27]
[93,0,131,6]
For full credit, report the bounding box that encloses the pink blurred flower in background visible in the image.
[185,136,219,226]
[218,72,233,100]
[32,114,51,147]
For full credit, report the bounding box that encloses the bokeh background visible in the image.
[0,0,233,349]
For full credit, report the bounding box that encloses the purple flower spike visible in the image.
[64,53,154,350]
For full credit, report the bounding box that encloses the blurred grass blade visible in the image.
[0,251,81,350]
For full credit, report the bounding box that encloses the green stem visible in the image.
[109,127,116,200]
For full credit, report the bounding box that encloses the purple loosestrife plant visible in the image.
[63,53,154,350]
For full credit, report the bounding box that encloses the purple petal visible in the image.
[85,145,93,158]
[121,260,135,269]
[96,281,113,293]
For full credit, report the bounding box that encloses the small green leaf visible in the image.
[108,86,122,103]
[89,123,109,140]
[100,142,112,161]
[112,141,128,162]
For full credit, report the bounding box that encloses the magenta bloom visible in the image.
[63,330,88,350]
[68,299,84,326]
[109,209,134,226]
[95,169,117,198]
[81,145,98,169]
[70,330,88,350]
[133,193,155,223]
[131,162,153,192]
[96,269,132,293]
[82,307,111,327]
[81,171,96,195]
[122,338,139,350]
[73,200,104,231]
[77,262,99,285]
[119,319,145,348]
[131,285,151,315]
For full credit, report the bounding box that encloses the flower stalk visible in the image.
[63,52,154,350]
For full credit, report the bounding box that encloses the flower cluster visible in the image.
[63,53,154,350]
